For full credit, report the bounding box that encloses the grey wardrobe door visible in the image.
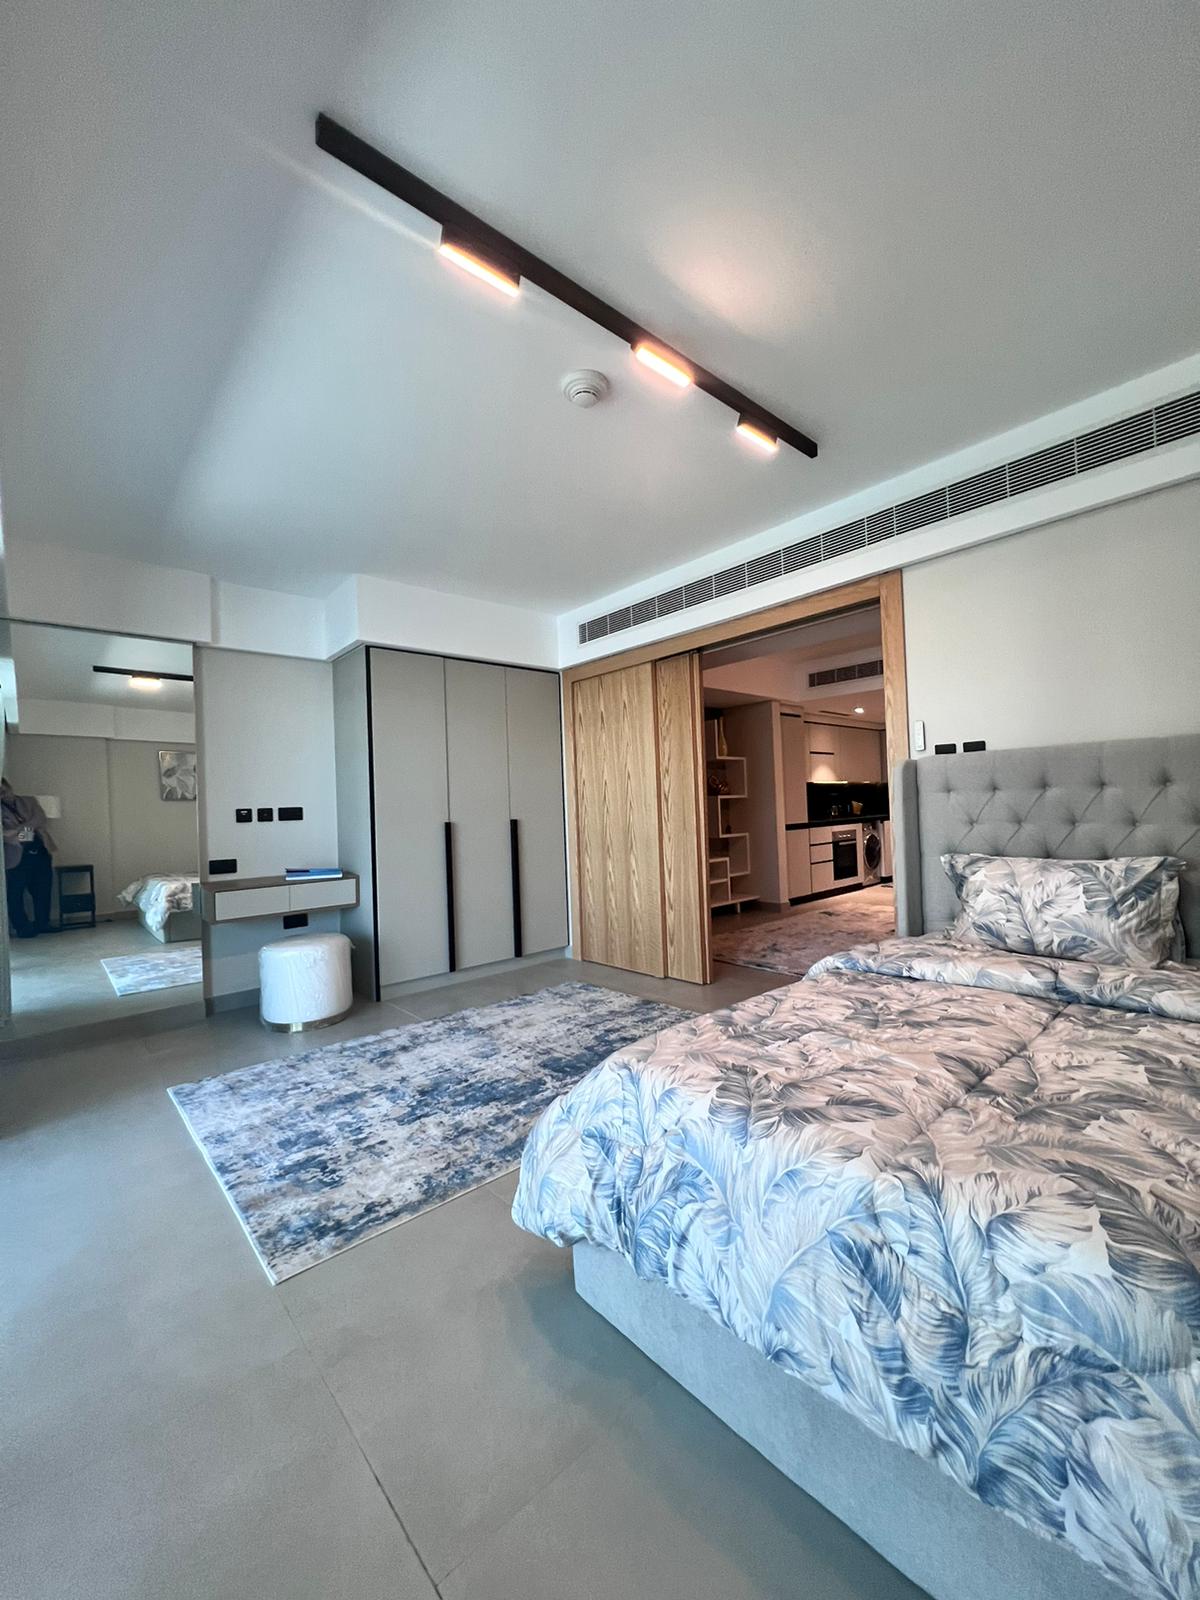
[445,659,513,969]
[370,649,450,986]
[505,667,568,955]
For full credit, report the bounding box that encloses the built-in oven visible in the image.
[832,828,859,882]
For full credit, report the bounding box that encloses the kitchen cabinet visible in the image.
[781,715,807,820]
[786,831,811,899]
[806,722,883,784]
[839,725,885,783]
[806,722,839,783]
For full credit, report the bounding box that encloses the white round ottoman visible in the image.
[259,932,353,1033]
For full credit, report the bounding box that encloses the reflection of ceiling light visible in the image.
[436,236,520,298]
[853,706,865,715]
[129,675,162,691]
[632,343,693,388]
[735,416,780,455]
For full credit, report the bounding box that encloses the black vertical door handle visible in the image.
[510,818,523,958]
[444,820,457,972]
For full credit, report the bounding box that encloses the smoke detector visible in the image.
[561,369,610,408]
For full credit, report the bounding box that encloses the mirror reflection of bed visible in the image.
[0,621,203,1041]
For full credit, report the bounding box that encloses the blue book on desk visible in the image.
[284,867,343,881]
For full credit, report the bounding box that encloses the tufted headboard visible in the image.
[893,734,1200,958]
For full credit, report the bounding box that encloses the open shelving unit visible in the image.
[705,735,755,910]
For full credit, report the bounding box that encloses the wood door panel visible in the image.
[572,664,665,977]
[655,655,708,983]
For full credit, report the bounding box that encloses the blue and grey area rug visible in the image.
[169,982,691,1283]
[102,943,202,996]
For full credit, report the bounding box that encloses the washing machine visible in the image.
[861,820,884,885]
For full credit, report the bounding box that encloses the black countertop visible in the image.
[785,815,890,830]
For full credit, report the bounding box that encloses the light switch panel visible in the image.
[913,719,926,753]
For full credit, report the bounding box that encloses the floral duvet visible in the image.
[513,937,1200,1599]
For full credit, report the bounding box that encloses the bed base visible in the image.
[573,1243,1127,1600]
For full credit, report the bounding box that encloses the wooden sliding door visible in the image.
[654,655,708,983]
[572,664,665,976]
[569,654,709,983]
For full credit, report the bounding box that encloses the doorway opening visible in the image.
[702,602,896,976]
[1,620,204,1043]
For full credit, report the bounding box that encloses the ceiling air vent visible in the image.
[808,657,883,688]
[1076,411,1154,473]
[1008,439,1076,496]
[947,464,1007,517]
[865,509,896,544]
[1154,390,1200,445]
[747,550,784,586]
[822,521,866,560]
[895,489,947,536]
[783,535,821,571]
[575,388,1200,646]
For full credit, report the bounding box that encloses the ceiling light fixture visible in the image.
[436,234,520,298]
[92,665,193,683]
[314,114,818,459]
[633,342,692,389]
[128,675,163,691]
[735,416,780,455]
[853,706,865,715]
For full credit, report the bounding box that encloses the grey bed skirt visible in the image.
[574,1243,1129,1600]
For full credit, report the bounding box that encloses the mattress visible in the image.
[514,936,1200,1600]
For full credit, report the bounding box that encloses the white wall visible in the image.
[3,732,198,913]
[904,477,1200,755]
[195,648,337,879]
[16,697,195,743]
[194,647,340,1001]
[329,574,558,669]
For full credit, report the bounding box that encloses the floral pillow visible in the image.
[942,853,1185,968]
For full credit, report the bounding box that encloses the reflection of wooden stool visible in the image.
[56,864,96,930]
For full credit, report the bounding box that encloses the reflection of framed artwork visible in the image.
[159,749,197,801]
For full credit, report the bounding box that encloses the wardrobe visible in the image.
[333,648,568,997]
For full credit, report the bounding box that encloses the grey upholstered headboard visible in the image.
[894,735,1200,958]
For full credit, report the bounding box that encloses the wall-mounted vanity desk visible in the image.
[199,873,359,923]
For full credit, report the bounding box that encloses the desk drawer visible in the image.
[289,878,358,912]
[211,886,291,921]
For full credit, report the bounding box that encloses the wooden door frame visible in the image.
[561,569,909,974]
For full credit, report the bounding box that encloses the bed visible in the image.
[118,873,202,943]
[514,735,1200,1600]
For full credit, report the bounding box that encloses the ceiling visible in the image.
[2,2,1197,610]
[4,624,195,716]
[702,606,883,713]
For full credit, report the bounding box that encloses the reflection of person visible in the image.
[2,779,57,938]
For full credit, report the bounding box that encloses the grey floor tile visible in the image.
[280,1183,669,1582]
[8,1423,436,1600]
[439,1362,926,1600]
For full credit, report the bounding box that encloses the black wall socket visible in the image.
[257,807,274,822]
[235,808,251,823]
